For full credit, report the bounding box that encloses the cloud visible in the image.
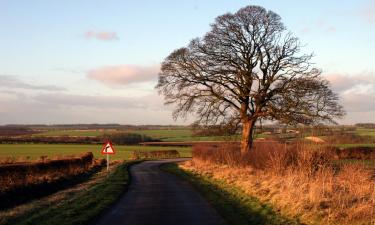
[325,26,336,33]
[87,64,160,86]
[299,20,337,35]
[360,0,375,24]
[84,30,119,41]
[317,20,337,34]
[300,27,310,34]
[33,93,163,109]
[0,75,66,91]
[325,73,375,92]
[325,72,375,117]
[340,92,375,112]
[0,91,180,125]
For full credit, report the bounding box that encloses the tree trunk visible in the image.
[240,119,256,155]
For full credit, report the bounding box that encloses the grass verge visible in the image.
[161,163,302,225]
[2,161,139,225]
[0,163,103,210]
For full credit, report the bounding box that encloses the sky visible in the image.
[0,0,374,125]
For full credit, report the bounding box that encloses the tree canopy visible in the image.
[156,5,345,153]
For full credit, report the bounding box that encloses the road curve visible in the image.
[94,159,226,225]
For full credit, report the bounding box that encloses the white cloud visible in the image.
[33,92,164,110]
[0,91,182,125]
[84,31,119,41]
[87,64,160,86]
[325,73,375,92]
[0,75,66,91]
[325,72,375,123]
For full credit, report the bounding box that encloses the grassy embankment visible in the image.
[1,161,137,225]
[161,163,301,225]
[180,142,375,225]
[0,144,191,161]
[0,152,98,210]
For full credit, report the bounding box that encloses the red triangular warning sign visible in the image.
[101,141,116,154]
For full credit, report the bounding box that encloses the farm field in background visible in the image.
[0,144,191,161]
[32,128,235,142]
[336,143,375,148]
[353,128,375,137]
[1,125,375,162]
[32,130,106,137]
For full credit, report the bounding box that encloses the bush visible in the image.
[0,152,94,194]
[334,146,375,160]
[325,133,375,144]
[0,152,104,210]
[131,150,180,159]
[0,136,102,144]
[192,142,334,176]
[102,132,154,145]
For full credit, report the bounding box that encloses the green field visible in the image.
[32,130,108,137]
[335,143,375,148]
[32,128,237,142]
[134,129,240,142]
[0,144,191,161]
[128,129,193,141]
[354,128,375,137]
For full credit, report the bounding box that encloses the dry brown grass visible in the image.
[185,142,375,225]
[0,161,120,224]
[0,152,98,194]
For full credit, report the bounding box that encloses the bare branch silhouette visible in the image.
[156,5,345,153]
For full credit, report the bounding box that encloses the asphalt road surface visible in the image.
[95,159,226,225]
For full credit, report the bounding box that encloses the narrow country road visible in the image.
[94,159,226,225]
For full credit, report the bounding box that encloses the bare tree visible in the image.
[156,5,345,154]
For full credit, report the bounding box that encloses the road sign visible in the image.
[101,141,115,154]
[101,141,115,172]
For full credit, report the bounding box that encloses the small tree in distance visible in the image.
[156,5,345,154]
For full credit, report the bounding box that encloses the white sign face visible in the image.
[101,142,115,154]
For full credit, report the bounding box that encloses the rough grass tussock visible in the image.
[187,142,375,225]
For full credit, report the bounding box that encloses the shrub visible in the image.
[131,150,180,159]
[102,132,154,145]
[192,142,334,176]
[0,152,94,194]
[334,146,375,160]
[325,133,375,144]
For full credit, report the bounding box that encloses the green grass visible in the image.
[33,130,109,137]
[2,161,137,225]
[33,128,241,142]
[121,129,238,142]
[128,129,193,141]
[161,163,301,225]
[335,143,375,148]
[0,144,191,161]
[353,128,375,137]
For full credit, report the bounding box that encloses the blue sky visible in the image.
[0,0,374,124]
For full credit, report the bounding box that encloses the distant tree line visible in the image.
[102,133,156,145]
[0,133,157,145]
[355,123,375,129]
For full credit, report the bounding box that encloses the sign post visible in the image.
[101,141,116,172]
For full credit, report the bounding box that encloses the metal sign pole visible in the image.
[107,154,109,172]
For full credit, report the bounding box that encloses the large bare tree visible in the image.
[156,5,345,154]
